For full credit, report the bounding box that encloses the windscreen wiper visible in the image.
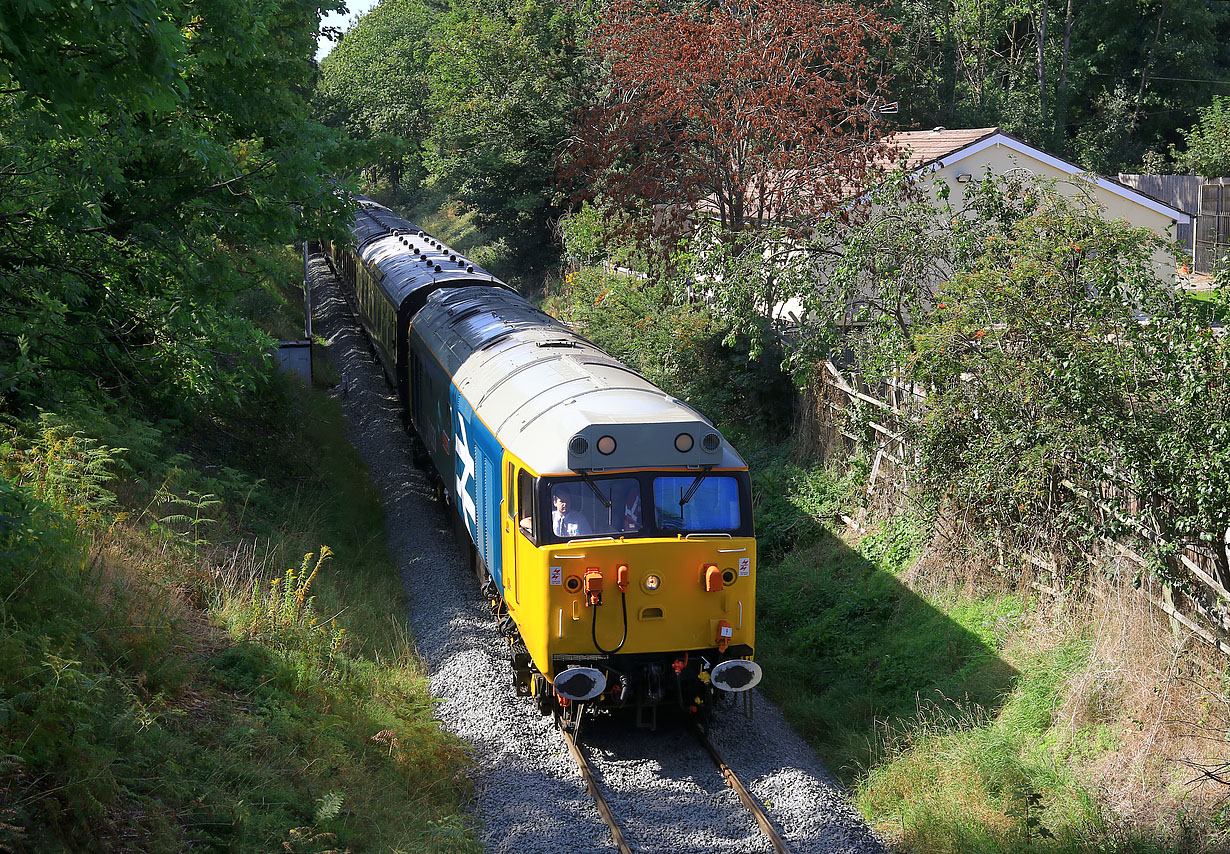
[679,465,714,508]
[580,471,612,509]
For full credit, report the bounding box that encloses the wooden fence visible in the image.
[813,359,1230,658]
[1117,173,1199,259]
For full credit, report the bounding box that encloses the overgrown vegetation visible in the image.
[2,4,479,847]
[0,363,477,851]
[547,164,1230,849]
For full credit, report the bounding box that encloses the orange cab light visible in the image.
[704,564,723,592]
[616,564,630,592]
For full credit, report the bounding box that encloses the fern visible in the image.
[314,791,344,824]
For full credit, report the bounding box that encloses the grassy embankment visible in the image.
[546,263,1230,854]
[0,246,478,852]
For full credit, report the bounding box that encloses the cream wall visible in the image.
[926,141,1183,278]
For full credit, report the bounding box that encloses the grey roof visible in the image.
[353,198,508,313]
[413,287,745,475]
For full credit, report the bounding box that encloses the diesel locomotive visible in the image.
[325,197,762,726]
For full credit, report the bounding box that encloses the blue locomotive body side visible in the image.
[413,332,506,588]
[450,384,504,589]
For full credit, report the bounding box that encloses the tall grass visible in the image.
[751,450,1230,853]
[0,374,478,852]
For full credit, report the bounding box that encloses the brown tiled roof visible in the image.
[883,127,1000,170]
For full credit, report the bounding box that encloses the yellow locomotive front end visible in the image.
[500,459,760,725]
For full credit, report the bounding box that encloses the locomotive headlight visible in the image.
[643,574,661,592]
[674,432,694,452]
[597,435,617,455]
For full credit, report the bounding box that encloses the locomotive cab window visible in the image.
[517,469,535,540]
[653,475,742,533]
[506,463,515,519]
[545,477,640,541]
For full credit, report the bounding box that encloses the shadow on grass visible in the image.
[756,516,1019,786]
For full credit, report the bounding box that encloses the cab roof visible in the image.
[410,287,746,475]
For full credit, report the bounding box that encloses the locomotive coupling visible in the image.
[584,568,604,606]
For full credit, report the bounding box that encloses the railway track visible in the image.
[559,715,792,854]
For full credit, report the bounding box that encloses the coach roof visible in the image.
[352,197,509,313]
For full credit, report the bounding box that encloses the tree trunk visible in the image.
[1133,0,1170,126]
[1056,0,1073,135]
[1037,0,1048,127]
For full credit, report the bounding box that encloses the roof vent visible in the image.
[466,265,474,273]
[931,126,946,133]
[434,264,442,272]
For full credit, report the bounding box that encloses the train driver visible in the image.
[552,487,592,538]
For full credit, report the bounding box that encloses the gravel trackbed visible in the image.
[308,253,888,854]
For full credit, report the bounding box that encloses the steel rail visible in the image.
[558,723,634,854]
[693,723,793,854]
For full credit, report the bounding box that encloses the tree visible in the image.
[907,177,1230,581]
[563,0,895,245]
[0,0,351,413]
[315,0,437,192]
[426,0,591,249]
[1174,96,1230,178]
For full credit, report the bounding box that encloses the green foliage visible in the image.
[0,0,353,414]
[905,176,1230,582]
[1174,96,1230,178]
[546,265,795,437]
[426,0,590,250]
[883,0,1230,174]
[317,0,591,275]
[244,548,348,666]
[747,451,868,559]
[1,415,121,524]
[315,0,436,193]
[0,379,477,851]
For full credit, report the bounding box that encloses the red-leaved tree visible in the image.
[563,0,896,243]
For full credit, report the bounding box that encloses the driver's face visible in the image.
[554,495,568,513]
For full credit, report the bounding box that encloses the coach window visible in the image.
[517,469,535,540]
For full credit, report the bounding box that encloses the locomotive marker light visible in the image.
[554,667,607,702]
[710,659,763,693]
[674,432,694,452]
[616,564,630,593]
[596,435,617,455]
